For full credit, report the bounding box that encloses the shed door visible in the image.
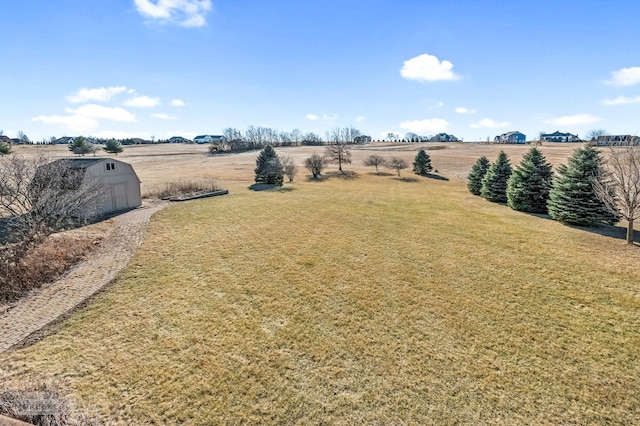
[111,183,128,211]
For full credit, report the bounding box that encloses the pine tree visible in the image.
[547,146,618,226]
[254,145,284,185]
[467,156,490,195]
[104,139,124,155]
[481,151,512,203]
[68,136,94,156]
[412,149,432,175]
[507,147,554,213]
[0,142,11,156]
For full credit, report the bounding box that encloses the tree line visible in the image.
[468,143,640,244]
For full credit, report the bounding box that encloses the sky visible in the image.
[2,0,640,142]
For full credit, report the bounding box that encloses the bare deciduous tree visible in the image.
[586,129,608,142]
[17,131,30,144]
[594,137,640,244]
[386,156,409,177]
[304,153,327,179]
[0,154,106,241]
[363,155,386,174]
[281,156,297,182]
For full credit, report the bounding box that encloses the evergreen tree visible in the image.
[104,139,124,155]
[507,147,554,213]
[0,142,11,156]
[68,136,94,156]
[412,149,432,175]
[481,151,512,203]
[467,156,490,195]
[254,145,284,185]
[547,146,618,226]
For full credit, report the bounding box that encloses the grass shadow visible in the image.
[394,176,419,182]
[248,183,284,191]
[516,209,640,245]
[424,173,450,181]
[325,170,359,180]
[570,223,640,245]
[367,171,394,177]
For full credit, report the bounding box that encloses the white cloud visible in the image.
[543,114,601,126]
[607,66,640,86]
[152,113,177,120]
[456,107,477,114]
[400,53,459,82]
[602,95,640,105]
[399,118,449,133]
[32,114,98,132]
[71,104,137,122]
[32,104,136,132]
[134,0,212,27]
[306,113,337,121]
[470,118,511,129]
[67,86,127,103]
[171,99,186,107]
[356,116,365,122]
[124,95,161,108]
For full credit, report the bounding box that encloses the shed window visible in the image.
[106,162,116,171]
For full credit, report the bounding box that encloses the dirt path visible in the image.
[0,201,169,353]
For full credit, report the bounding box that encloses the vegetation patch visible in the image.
[144,178,222,200]
[0,232,104,304]
[2,173,640,424]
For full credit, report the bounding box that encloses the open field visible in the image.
[2,142,640,424]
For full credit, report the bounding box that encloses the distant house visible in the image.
[169,136,191,143]
[495,131,526,144]
[354,135,372,144]
[0,135,11,144]
[540,131,581,142]
[40,158,142,217]
[595,135,640,147]
[54,136,75,145]
[194,135,227,144]
[429,133,459,142]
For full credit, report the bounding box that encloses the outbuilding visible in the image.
[44,158,142,216]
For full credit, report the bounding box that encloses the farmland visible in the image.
[1,142,640,424]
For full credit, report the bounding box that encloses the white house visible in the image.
[194,135,227,144]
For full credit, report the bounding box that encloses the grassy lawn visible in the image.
[2,171,640,424]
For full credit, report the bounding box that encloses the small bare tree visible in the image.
[0,154,105,241]
[281,156,297,182]
[594,137,640,244]
[304,153,327,179]
[386,157,409,177]
[363,155,386,174]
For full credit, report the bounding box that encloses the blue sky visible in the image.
[2,0,640,142]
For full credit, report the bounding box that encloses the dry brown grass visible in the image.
[1,164,640,424]
[143,177,222,199]
[0,231,105,304]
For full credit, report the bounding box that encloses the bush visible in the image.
[0,233,102,304]
[0,378,101,425]
[144,178,221,199]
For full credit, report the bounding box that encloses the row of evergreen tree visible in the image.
[468,146,618,226]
